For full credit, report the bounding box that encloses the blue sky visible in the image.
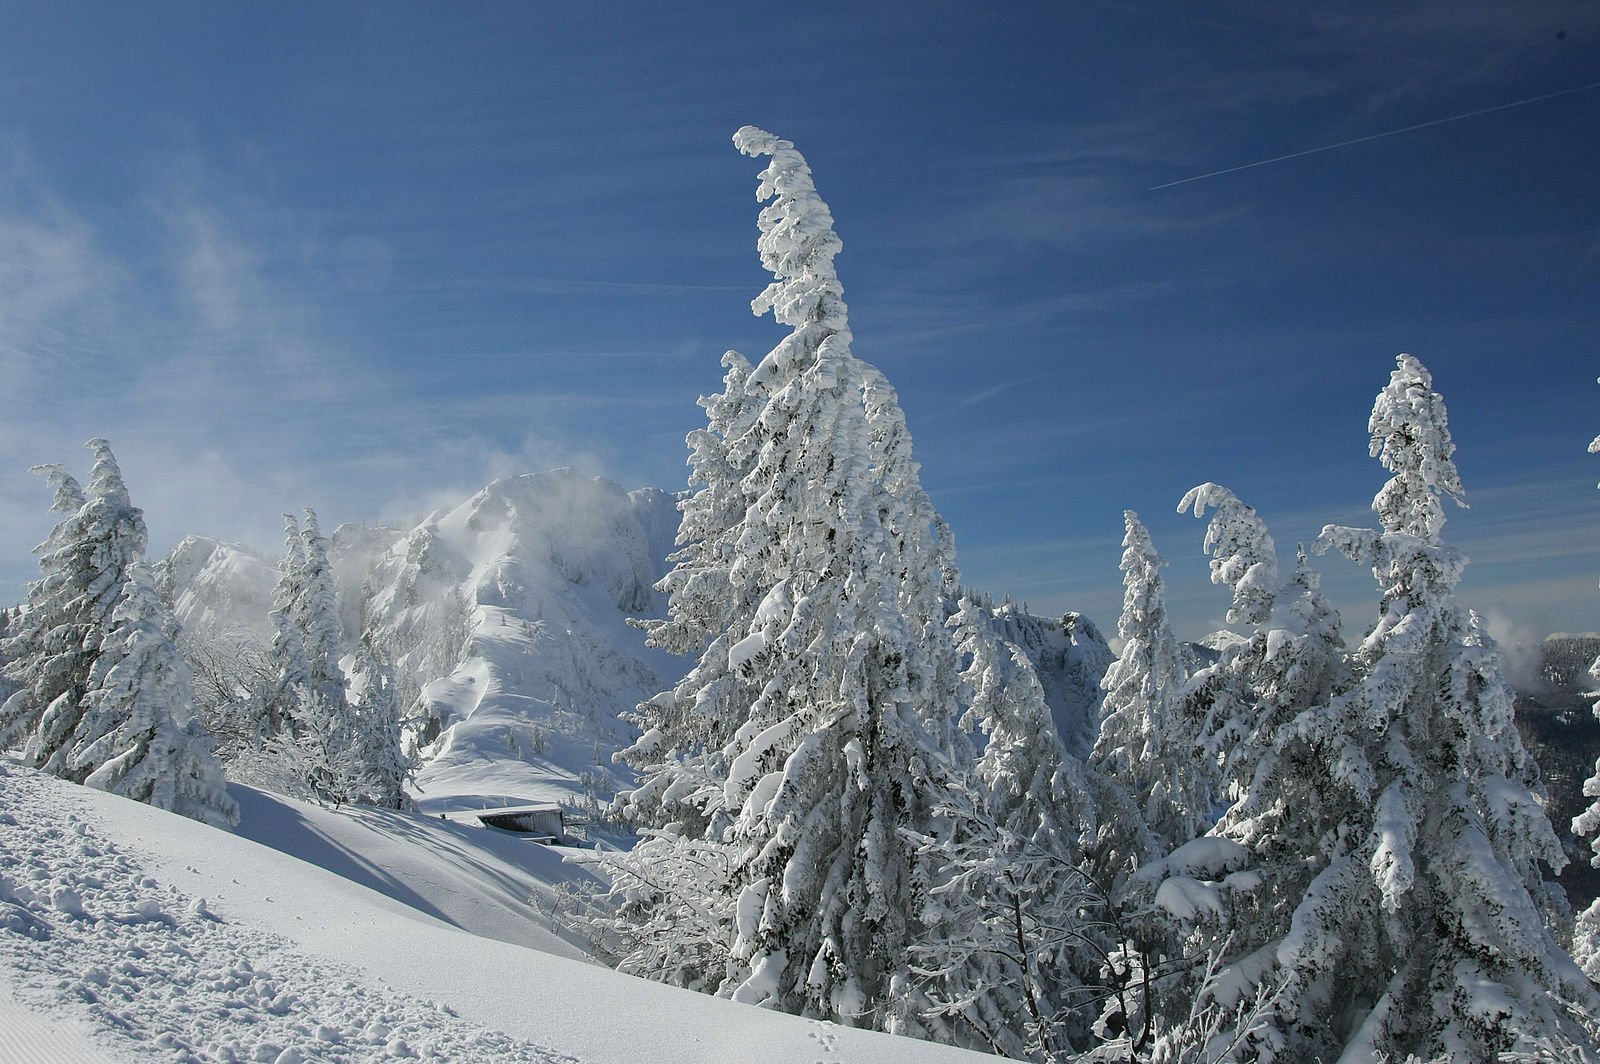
[1,1,1597,648]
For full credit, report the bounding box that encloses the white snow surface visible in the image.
[0,759,995,1064]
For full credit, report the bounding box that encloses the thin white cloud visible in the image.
[0,145,682,586]
[1151,81,1600,191]
[0,154,124,394]
[413,276,748,297]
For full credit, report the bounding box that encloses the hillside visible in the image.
[0,758,997,1064]
[1514,634,1600,909]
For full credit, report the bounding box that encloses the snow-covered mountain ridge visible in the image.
[366,470,682,812]
[161,469,684,814]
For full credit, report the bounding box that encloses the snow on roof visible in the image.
[475,803,564,818]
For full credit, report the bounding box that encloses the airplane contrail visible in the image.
[1151,81,1600,191]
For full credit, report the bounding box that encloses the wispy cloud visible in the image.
[411,277,748,297]
[0,144,693,592]
[1152,81,1600,190]
[862,277,1193,355]
[0,152,123,391]
[952,380,1022,411]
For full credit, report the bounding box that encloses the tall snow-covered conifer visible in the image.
[599,351,761,994]
[0,440,148,782]
[1091,511,1208,853]
[266,513,311,739]
[296,510,351,738]
[70,560,238,827]
[615,349,763,836]
[266,508,360,804]
[1194,355,1596,1062]
[611,127,966,1033]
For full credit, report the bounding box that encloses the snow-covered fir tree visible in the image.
[589,351,764,993]
[1174,484,1280,802]
[1173,485,1346,806]
[614,348,763,837]
[606,127,967,1034]
[266,513,311,739]
[349,633,411,810]
[1125,493,1349,1061]
[0,464,88,760]
[0,441,235,828]
[68,560,238,827]
[0,440,148,782]
[1185,355,1597,1062]
[1091,511,1209,853]
[914,596,1144,1060]
[296,510,352,741]
[598,350,764,993]
[266,509,361,804]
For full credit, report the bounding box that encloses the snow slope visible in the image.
[225,785,590,959]
[0,760,996,1064]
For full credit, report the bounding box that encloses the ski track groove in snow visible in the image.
[0,763,575,1064]
[0,969,123,1064]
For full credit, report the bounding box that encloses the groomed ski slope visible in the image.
[0,761,996,1064]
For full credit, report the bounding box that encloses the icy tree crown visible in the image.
[29,463,85,517]
[733,125,849,338]
[1116,509,1169,644]
[1368,354,1465,540]
[84,438,138,521]
[1177,482,1278,627]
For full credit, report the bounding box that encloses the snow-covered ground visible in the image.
[0,760,996,1064]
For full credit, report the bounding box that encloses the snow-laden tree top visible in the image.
[733,126,850,386]
[609,127,968,1034]
[1177,482,1277,628]
[1368,353,1466,540]
[28,463,85,518]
